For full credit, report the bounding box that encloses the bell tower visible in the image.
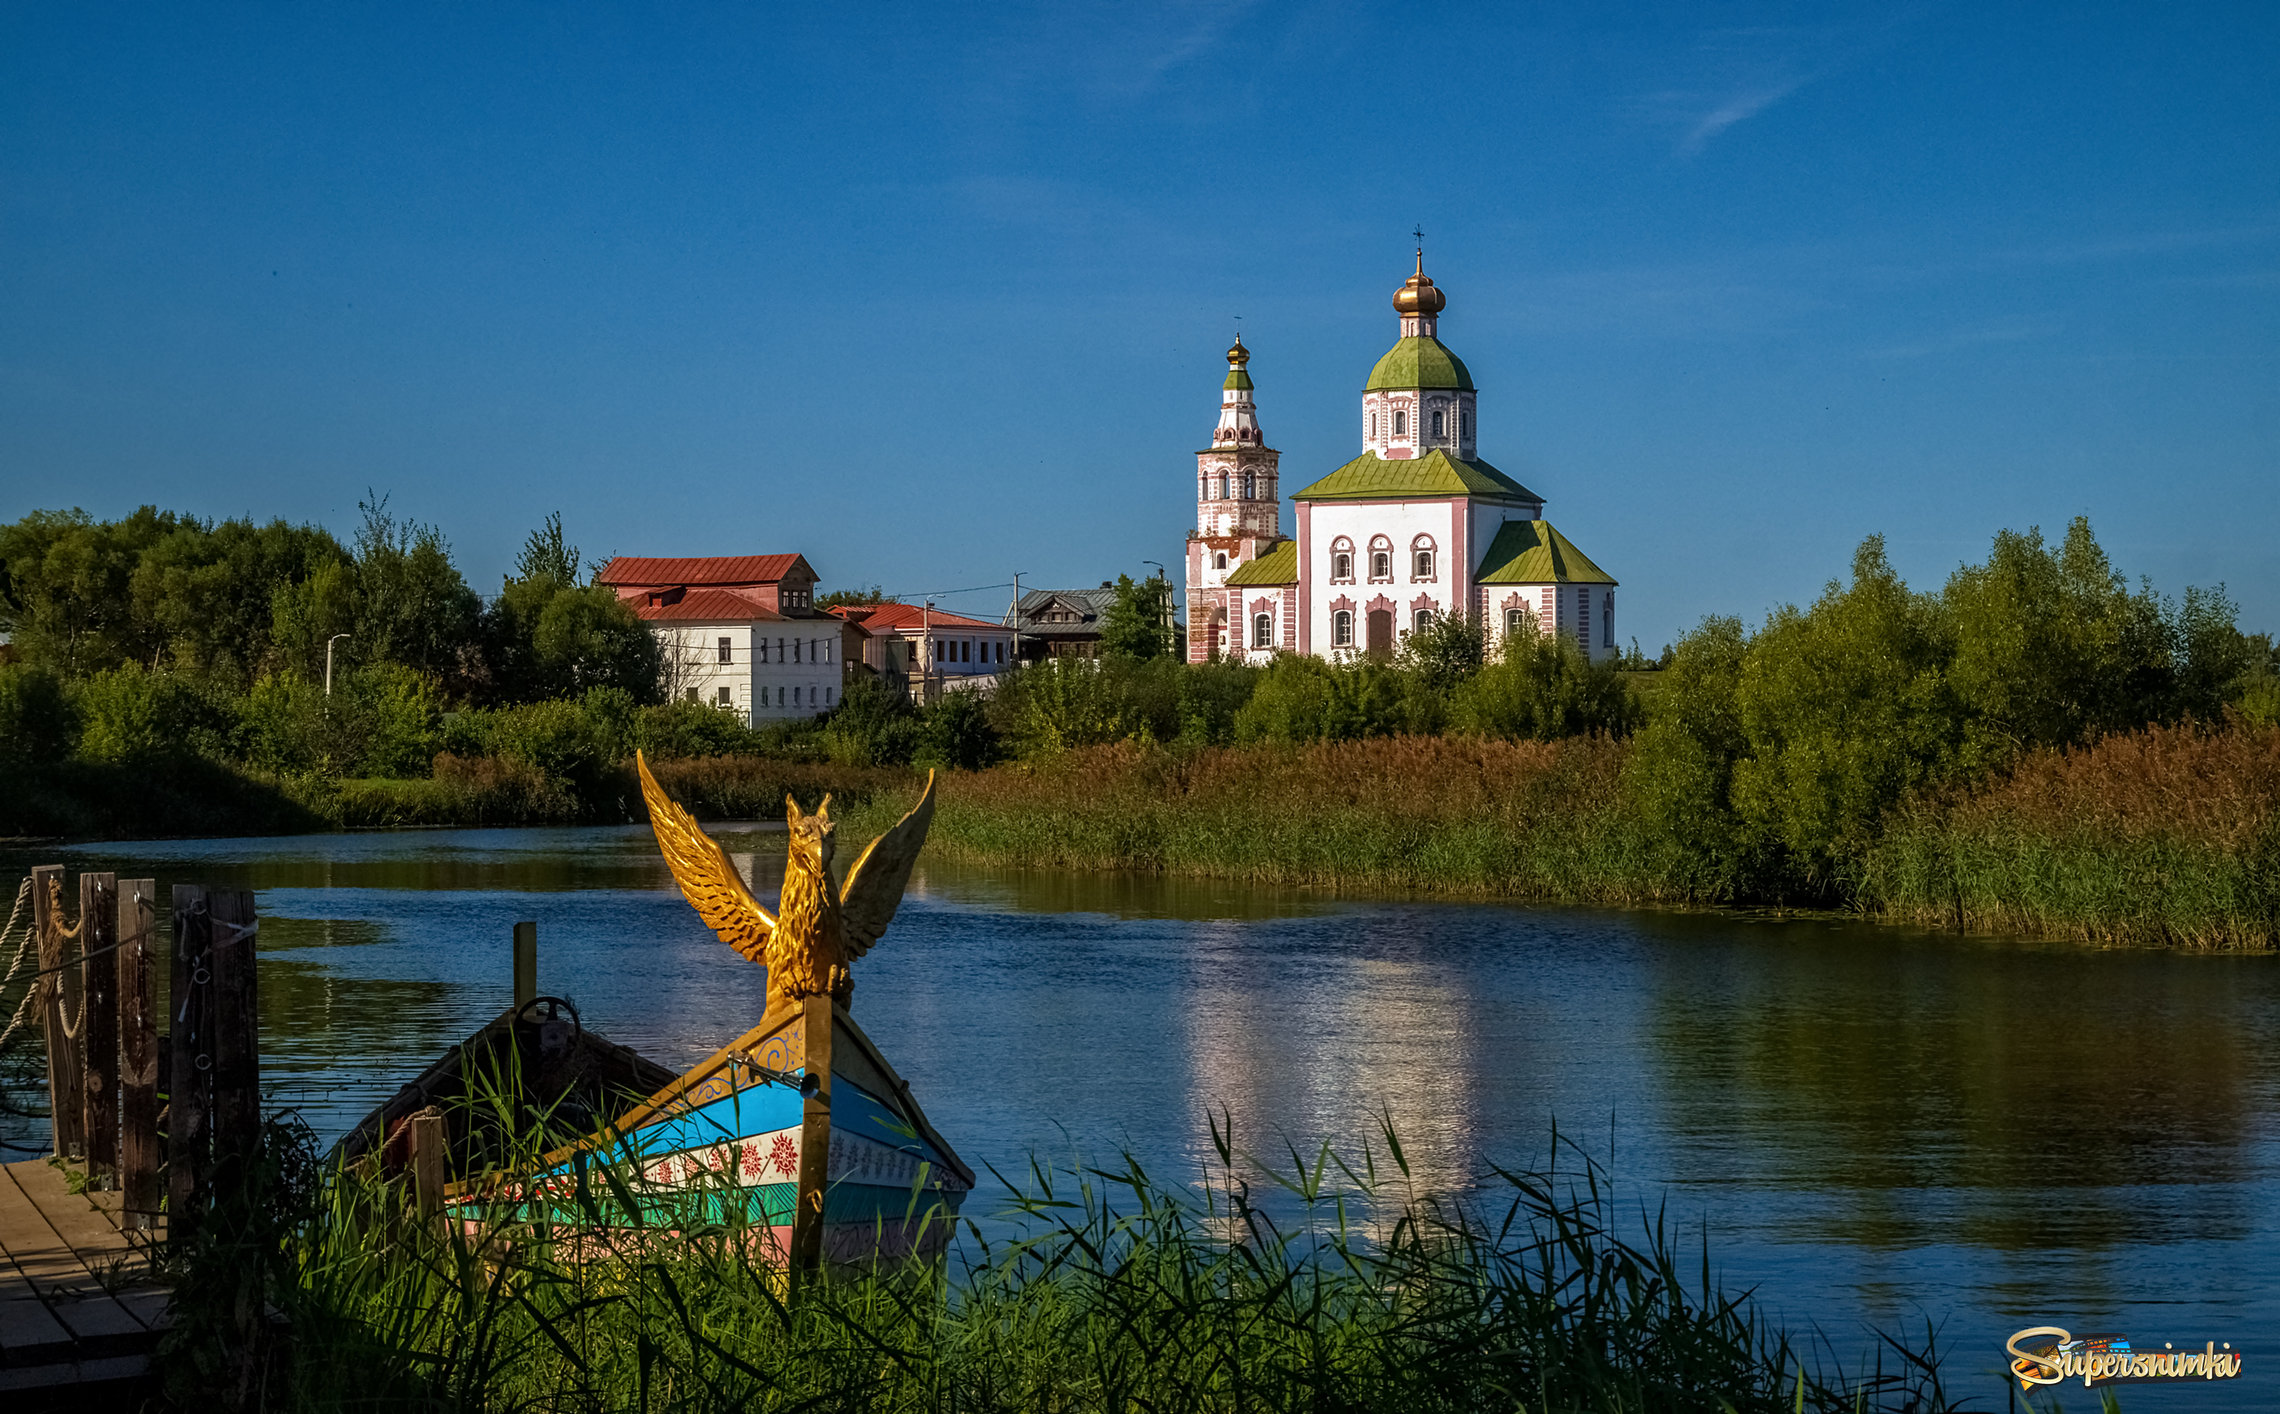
[1184,335,1286,660]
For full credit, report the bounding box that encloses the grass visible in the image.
[171,1088,1969,1413]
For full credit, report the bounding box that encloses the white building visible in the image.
[831,601,1013,699]
[1186,252,1618,665]
[597,554,845,722]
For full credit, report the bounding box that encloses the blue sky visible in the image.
[3,3,2274,647]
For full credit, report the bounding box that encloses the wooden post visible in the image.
[31,864,87,1162]
[513,921,537,1011]
[209,889,261,1171]
[408,1107,446,1222]
[170,884,214,1246]
[79,872,119,1187]
[118,880,161,1231]
[789,993,835,1279]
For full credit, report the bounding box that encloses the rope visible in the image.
[0,878,37,1050]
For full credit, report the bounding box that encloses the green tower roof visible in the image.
[1474,519,1616,585]
[1292,448,1538,504]
[1364,336,1474,392]
[1223,368,1254,391]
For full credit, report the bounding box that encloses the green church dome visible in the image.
[1364,336,1473,392]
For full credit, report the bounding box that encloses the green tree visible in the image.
[129,515,349,687]
[1622,616,1761,899]
[0,507,186,673]
[817,585,888,610]
[515,512,582,585]
[1098,574,1174,660]
[917,689,1000,770]
[350,493,482,685]
[1730,537,1960,893]
[0,663,75,768]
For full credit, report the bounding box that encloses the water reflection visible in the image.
[3,831,2274,1411]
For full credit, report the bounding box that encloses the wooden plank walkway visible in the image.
[0,1160,168,1396]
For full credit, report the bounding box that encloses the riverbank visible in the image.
[837,725,2280,951]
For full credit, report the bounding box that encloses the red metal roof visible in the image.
[829,602,1005,634]
[629,588,787,623]
[596,554,809,587]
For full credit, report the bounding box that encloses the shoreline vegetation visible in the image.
[158,1105,1969,1413]
[4,505,2276,948]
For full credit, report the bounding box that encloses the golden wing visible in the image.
[635,750,776,964]
[836,770,936,959]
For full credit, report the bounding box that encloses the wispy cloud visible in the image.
[1677,76,1813,155]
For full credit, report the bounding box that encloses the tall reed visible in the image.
[841,736,1686,903]
[234,1086,1966,1412]
[1864,723,2280,949]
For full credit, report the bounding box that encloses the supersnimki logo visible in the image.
[2006,1327,2243,1391]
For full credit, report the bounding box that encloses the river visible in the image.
[5,823,2274,1409]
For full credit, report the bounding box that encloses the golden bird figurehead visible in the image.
[784,792,837,876]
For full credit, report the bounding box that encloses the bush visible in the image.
[1452,634,1638,742]
[70,664,233,764]
[917,688,1001,770]
[633,698,763,759]
[0,662,74,768]
[242,665,440,778]
[823,677,921,766]
[1231,656,1411,745]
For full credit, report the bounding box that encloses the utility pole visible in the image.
[1009,571,1025,663]
[1141,560,1170,657]
[325,633,352,696]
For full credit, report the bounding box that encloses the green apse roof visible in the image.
[1364,336,1474,392]
[1223,369,1254,391]
[1225,540,1297,586]
[1474,519,1616,586]
[1292,449,1540,504]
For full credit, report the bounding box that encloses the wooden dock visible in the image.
[0,1159,168,1398]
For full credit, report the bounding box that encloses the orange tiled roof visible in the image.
[596,554,808,587]
[829,602,1005,634]
[628,588,787,623]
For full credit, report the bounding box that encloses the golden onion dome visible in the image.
[1393,250,1446,317]
[1226,335,1250,366]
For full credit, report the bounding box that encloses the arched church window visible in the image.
[1413,608,1436,635]
[1369,411,1378,438]
[1461,409,1471,439]
[1603,595,1614,649]
[1393,409,1407,437]
[1333,610,1354,647]
[1242,472,1255,499]
[1371,551,1391,581]
[1333,552,1351,581]
[1506,607,1528,638]
[1215,552,1227,570]
[1431,409,1444,439]
[1411,537,1436,581]
[1253,613,1272,649]
[1218,473,1229,499]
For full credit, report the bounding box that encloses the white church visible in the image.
[1183,252,1618,665]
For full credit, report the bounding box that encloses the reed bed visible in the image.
[182,1096,1964,1413]
[842,736,1686,904]
[1864,724,2280,949]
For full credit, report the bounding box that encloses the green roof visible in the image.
[1224,540,1297,586]
[1474,519,1616,585]
[1364,336,1473,392]
[1223,369,1254,391]
[1292,449,1539,503]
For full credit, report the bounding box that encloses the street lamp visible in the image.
[325,633,352,696]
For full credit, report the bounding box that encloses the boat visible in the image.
[347,757,973,1267]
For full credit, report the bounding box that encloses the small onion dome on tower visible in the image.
[1392,250,1446,318]
[1222,334,1254,392]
